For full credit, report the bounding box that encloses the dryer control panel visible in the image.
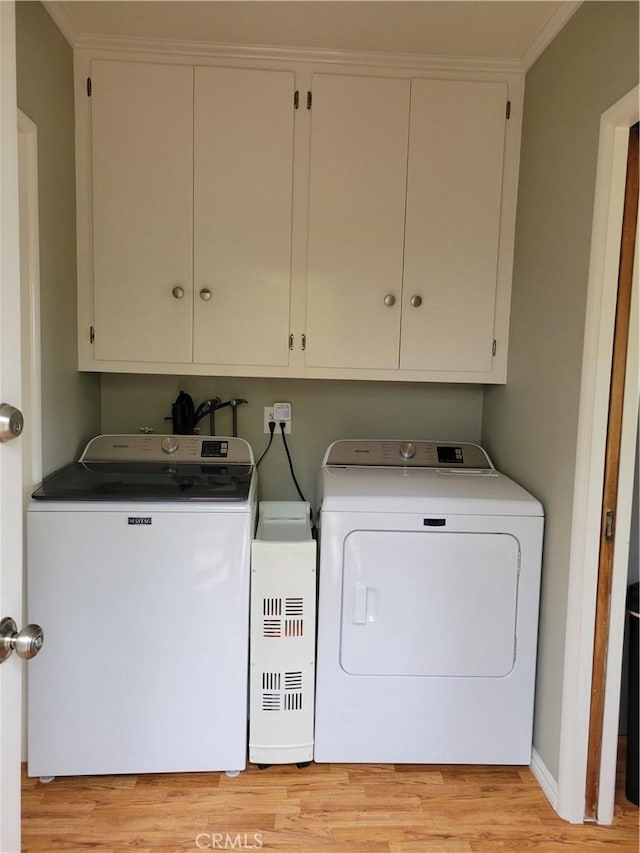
[324,440,493,470]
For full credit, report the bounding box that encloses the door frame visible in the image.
[0,1,25,850]
[584,121,638,821]
[557,85,639,824]
[18,108,42,767]
[18,110,42,496]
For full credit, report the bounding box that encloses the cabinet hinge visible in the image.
[301,333,307,351]
[492,339,497,357]
[288,333,294,350]
[506,100,511,119]
[293,90,299,110]
[306,91,312,110]
[89,325,95,344]
[87,77,92,97]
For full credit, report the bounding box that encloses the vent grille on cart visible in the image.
[262,597,306,638]
[261,670,304,712]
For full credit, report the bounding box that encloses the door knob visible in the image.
[0,403,24,442]
[199,289,212,301]
[0,617,44,663]
[410,295,423,308]
[383,294,396,307]
[171,286,185,299]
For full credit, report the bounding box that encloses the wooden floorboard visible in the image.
[21,743,638,851]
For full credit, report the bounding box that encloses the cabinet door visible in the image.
[401,79,507,372]
[193,67,295,366]
[305,74,410,369]
[91,61,193,363]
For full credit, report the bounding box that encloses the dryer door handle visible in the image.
[352,583,379,625]
[352,584,368,624]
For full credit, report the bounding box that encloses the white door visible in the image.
[91,60,194,363]
[1,3,25,850]
[401,79,507,372]
[305,74,410,369]
[193,67,295,367]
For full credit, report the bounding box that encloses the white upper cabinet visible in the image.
[91,60,194,363]
[77,49,522,382]
[401,79,507,372]
[304,74,509,376]
[193,67,295,366]
[304,74,410,370]
[87,60,294,369]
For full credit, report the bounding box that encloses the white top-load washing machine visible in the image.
[27,434,255,778]
[314,439,544,765]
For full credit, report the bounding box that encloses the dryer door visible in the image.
[340,530,519,677]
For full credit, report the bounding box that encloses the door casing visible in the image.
[556,85,640,825]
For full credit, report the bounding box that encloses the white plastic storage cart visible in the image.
[249,502,316,765]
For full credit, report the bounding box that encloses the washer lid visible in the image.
[32,435,255,502]
[32,460,254,502]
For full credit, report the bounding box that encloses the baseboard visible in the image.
[530,747,559,811]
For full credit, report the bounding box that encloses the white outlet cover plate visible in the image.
[264,406,292,434]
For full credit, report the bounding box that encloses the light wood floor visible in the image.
[22,745,638,852]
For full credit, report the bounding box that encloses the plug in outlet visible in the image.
[264,405,292,434]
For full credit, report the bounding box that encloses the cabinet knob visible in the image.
[410,295,423,308]
[172,286,185,299]
[383,294,396,307]
[199,288,212,302]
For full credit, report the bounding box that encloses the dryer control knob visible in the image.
[399,442,416,460]
[161,436,179,454]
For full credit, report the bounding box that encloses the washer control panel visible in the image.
[324,440,493,470]
[80,434,253,464]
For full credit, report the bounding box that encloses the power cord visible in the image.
[256,420,276,467]
[279,422,307,503]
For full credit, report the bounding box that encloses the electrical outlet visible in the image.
[264,406,292,434]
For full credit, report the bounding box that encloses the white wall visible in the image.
[15,1,101,474]
[101,374,483,510]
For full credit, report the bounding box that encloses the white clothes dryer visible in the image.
[314,440,544,765]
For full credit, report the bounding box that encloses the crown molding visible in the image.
[521,0,583,71]
[42,1,78,46]
[73,33,524,75]
[42,2,581,74]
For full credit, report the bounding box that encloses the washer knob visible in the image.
[161,436,179,454]
[399,442,416,460]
